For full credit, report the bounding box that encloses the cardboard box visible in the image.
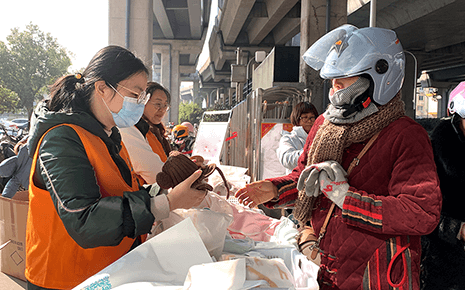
[0,190,29,281]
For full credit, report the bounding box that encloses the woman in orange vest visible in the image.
[25,45,206,290]
[120,82,172,184]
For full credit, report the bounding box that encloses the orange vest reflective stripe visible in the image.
[26,124,140,289]
[135,130,168,185]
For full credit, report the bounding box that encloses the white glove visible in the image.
[297,165,321,197]
[318,161,349,209]
[297,161,341,198]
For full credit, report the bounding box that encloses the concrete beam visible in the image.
[187,0,202,39]
[153,0,174,39]
[180,65,196,74]
[152,41,203,54]
[273,17,300,45]
[189,54,198,65]
[208,29,236,70]
[220,0,256,45]
[347,0,370,15]
[376,0,455,30]
[247,0,300,45]
[425,33,465,52]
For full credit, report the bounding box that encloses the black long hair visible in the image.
[48,45,149,116]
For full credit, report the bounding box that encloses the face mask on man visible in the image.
[103,83,146,128]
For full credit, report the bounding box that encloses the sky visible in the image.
[0,0,109,72]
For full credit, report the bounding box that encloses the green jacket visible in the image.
[28,102,155,250]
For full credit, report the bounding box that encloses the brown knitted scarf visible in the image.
[293,93,406,223]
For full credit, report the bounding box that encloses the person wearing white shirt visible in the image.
[277,102,319,174]
[120,82,171,184]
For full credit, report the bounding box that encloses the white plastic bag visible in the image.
[208,165,250,197]
[162,207,233,260]
[73,219,212,289]
[197,191,282,242]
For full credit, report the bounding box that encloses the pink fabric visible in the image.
[227,203,281,241]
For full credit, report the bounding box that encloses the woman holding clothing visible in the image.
[26,45,205,290]
[120,82,172,184]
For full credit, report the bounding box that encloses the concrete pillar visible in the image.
[193,79,200,105]
[300,0,347,114]
[160,48,171,91]
[171,49,180,123]
[109,0,153,79]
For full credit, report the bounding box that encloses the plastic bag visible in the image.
[73,219,213,289]
[208,165,250,197]
[198,191,281,242]
[162,207,233,260]
[198,191,282,242]
[220,254,295,289]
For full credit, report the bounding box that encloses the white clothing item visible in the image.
[150,193,171,221]
[119,125,164,184]
[276,126,308,174]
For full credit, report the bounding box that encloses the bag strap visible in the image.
[347,131,380,175]
[318,131,381,239]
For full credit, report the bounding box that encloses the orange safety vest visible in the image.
[26,124,141,289]
[135,130,168,185]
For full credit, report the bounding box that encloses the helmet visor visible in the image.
[303,24,378,78]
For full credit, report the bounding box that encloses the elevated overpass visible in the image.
[109,0,465,122]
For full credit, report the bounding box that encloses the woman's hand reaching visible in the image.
[235,180,278,208]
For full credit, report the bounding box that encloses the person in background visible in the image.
[25,45,206,290]
[235,25,441,289]
[181,121,195,137]
[277,101,319,174]
[120,81,171,184]
[171,124,195,155]
[0,135,32,198]
[420,84,465,290]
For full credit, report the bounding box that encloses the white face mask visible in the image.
[103,84,145,128]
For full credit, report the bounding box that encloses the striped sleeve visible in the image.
[342,188,383,231]
[263,178,299,209]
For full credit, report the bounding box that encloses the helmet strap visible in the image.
[340,89,372,117]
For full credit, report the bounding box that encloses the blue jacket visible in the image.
[0,143,32,198]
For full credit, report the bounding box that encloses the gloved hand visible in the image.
[297,165,321,197]
[297,161,341,198]
[318,161,349,209]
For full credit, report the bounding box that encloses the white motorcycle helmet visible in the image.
[448,81,465,118]
[303,24,405,105]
